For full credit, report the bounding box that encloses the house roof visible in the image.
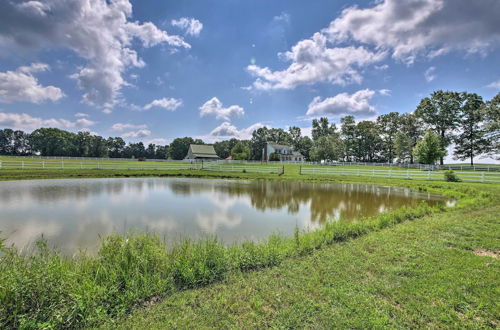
[268,143,293,149]
[188,144,219,158]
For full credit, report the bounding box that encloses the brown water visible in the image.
[0,178,444,254]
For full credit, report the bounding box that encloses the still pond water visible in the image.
[0,178,445,254]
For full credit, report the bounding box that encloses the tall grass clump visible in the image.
[0,183,488,328]
[444,170,461,182]
[170,238,227,288]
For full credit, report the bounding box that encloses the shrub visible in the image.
[444,170,461,182]
[269,153,280,161]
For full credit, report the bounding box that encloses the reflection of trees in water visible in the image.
[163,180,441,223]
[209,182,441,223]
[0,178,442,224]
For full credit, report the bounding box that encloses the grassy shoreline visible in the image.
[0,169,498,328]
[107,203,500,329]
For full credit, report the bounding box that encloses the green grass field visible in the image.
[104,203,499,329]
[1,160,499,184]
[0,162,499,328]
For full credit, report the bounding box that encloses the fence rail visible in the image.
[203,163,284,174]
[0,161,283,175]
[1,155,498,171]
[300,167,500,183]
[0,155,176,162]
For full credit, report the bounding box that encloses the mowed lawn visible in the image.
[104,203,500,329]
[0,163,499,328]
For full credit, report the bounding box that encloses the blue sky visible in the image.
[0,0,499,151]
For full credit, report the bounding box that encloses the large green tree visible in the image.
[288,126,302,148]
[398,113,423,163]
[309,136,342,162]
[413,130,446,165]
[354,121,383,162]
[90,135,109,158]
[394,132,412,163]
[376,112,400,163]
[415,90,461,165]
[296,136,313,160]
[30,128,75,156]
[154,145,169,159]
[340,116,356,162]
[250,127,270,160]
[312,117,337,141]
[268,128,291,145]
[0,129,12,154]
[107,137,126,158]
[73,131,92,157]
[231,141,252,160]
[453,92,487,165]
[214,138,239,159]
[145,144,157,159]
[482,93,500,159]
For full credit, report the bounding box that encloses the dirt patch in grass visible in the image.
[473,249,499,259]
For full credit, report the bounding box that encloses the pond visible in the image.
[0,178,445,254]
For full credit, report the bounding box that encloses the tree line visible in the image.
[0,91,498,165]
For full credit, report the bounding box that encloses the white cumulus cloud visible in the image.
[111,123,147,132]
[247,32,385,90]
[0,0,190,108]
[323,0,500,64]
[0,112,94,131]
[145,138,167,145]
[209,122,240,137]
[122,129,151,139]
[143,97,183,111]
[209,122,266,140]
[0,63,64,103]
[171,17,203,37]
[199,97,244,121]
[306,89,377,117]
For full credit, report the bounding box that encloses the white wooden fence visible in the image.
[0,155,173,162]
[0,160,283,174]
[300,167,500,183]
[202,163,284,174]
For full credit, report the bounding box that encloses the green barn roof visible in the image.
[187,144,219,159]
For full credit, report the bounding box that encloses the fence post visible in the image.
[299,166,302,175]
[282,165,285,175]
[0,161,2,169]
[406,169,409,179]
[80,162,83,169]
[372,169,375,177]
[482,172,485,183]
[428,171,431,180]
[42,161,45,169]
[22,161,24,169]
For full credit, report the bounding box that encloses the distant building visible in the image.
[262,143,305,162]
[184,144,220,160]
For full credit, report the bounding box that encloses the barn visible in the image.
[184,144,220,160]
